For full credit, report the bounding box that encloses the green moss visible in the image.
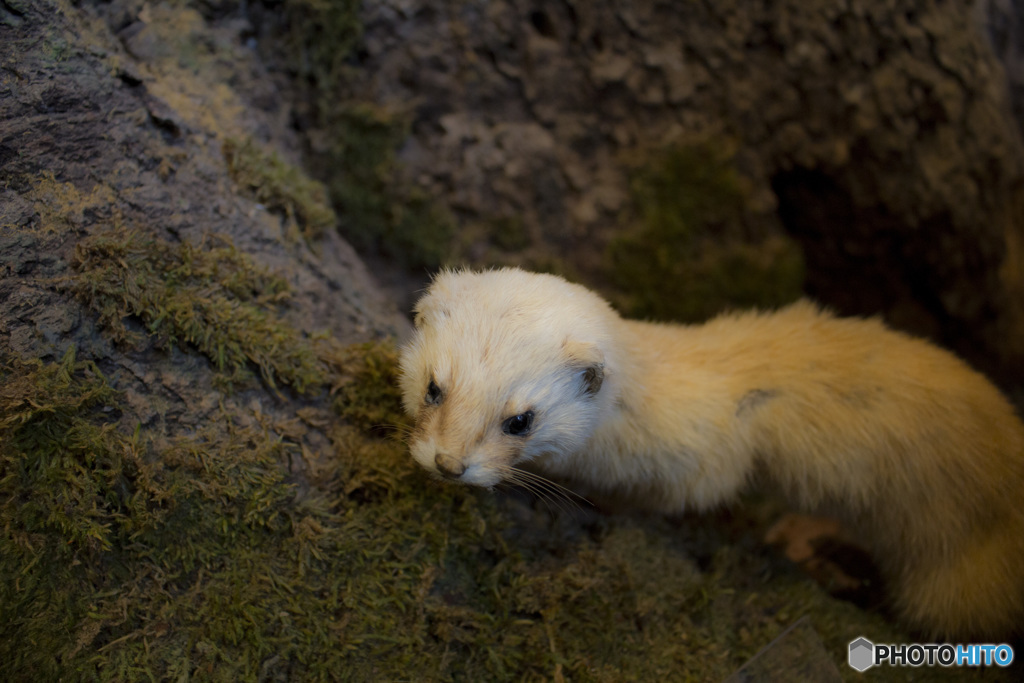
[0,347,148,678]
[85,416,309,681]
[67,227,323,393]
[0,347,141,553]
[607,143,805,322]
[0,348,342,680]
[223,137,336,241]
[489,215,532,252]
[320,104,457,270]
[326,340,405,434]
[14,172,118,235]
[45,34,71,62]
[0,343,998,681]
[270,1,456,270]
[280,0,362,93]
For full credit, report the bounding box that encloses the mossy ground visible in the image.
[223,137,336,243]
[2,225,992,681]
[606,142,806,323]
[66,226,322,393]
[314,103,458,272]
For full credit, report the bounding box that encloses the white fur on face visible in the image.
[398,268,615,486]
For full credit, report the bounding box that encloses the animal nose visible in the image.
[434,452,466,479]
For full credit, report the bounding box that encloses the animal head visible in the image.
[398,268,616,487]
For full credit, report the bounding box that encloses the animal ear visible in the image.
[412,294,449,330]
[564,340,605,396]
[579,364,604,396]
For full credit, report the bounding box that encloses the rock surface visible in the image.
[1,0,408,434]
[346,0,1024,384]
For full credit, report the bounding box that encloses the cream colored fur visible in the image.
[398,267,1024,640]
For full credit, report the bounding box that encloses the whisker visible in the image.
[521,475,590,516]
[505,476,567,514]
[382,422,414,435]
[499,476,560,514]
[519,476,575,514]
[495,465,565,514]
[378,422,414,444]
[497,465,591,515]
[511,467,592,507]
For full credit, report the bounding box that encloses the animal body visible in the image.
[398,267,1024,640]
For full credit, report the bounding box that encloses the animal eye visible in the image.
[425,379,442,405]
[502,411,534,437]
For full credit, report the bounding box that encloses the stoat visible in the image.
[398,267,1024,640]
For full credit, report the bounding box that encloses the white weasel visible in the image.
[398,267,1024,640]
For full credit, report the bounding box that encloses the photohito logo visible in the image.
[848,637,1014,671]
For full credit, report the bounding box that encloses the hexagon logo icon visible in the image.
[849,637,875,672]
